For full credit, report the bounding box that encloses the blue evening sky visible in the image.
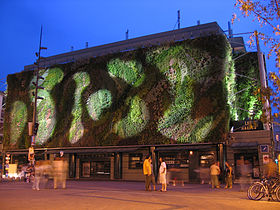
[0,0,276,91]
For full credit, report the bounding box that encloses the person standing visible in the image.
[159,157,167,192]
[143,154,152,191]
[150,159,156,191]
[224,162,232,189]
[210,161,220,189]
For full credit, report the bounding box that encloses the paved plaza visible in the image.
[0,180,280,210]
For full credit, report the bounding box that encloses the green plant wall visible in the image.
[233,52,262,120]
[4,35,235,149]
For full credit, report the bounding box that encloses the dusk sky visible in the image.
[0,0,276,91]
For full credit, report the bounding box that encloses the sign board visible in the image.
[28,122,33,136]
[260,145,269,153]
[29,147,34,155]
[31,136,35,146]
[230,120,263,132]
[28,147,35,162]
[263,154,269,164]
[8,164,17,174]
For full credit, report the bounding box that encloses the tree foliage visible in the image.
[233,0,280,118]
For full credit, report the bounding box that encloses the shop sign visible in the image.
[230,120,263,132]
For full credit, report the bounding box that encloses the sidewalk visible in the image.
[0,180,279,210]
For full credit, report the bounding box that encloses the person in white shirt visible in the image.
[159,157,167,192]
[210,161,220,189]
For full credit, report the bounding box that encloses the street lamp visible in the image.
[28,25,47,166]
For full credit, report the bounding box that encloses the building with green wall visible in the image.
[2,22,266,183]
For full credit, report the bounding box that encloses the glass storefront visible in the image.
[79,153,111,179]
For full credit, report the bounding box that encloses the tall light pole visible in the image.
[29,25,46,165]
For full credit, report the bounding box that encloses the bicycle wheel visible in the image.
[247,183,265,200]
[247,183,254,200]
[275,185,280,202]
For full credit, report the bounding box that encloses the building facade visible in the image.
[3,22,273,182]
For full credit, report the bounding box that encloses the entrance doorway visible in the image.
[234,151,259,179]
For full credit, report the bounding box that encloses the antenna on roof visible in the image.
[126,29,129,40]
[228,21,233,38]
[177,10,180,29]
[71,46,74,52]
[86,42,88,48]
[197,20,200,25]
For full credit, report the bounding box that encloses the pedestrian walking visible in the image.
[159,157,167,192]
[238,157,251,192]
[210,161,220,189]
[32,161,42,191]
[143,154,152,191]
[53,156,68,189]
[224,162,232,189]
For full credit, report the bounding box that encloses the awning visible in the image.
[155,144,216,151]
[46,147,140,154]
[7,151,28,155]
[230,142,258,149]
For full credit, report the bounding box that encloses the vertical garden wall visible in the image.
[4,34,236,149]
[233,52,262,120]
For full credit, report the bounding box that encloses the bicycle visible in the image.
[247,177,280,201]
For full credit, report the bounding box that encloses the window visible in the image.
[129,153,143,169]
[200,154,214,168]
[159,152,189,168]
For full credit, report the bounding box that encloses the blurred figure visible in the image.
[143,154,152,191]
[169,168,184,186]
[53,156,68,189]
[224,162,233,189]
[33,161,42,191]
[150,159,156,191]
[194,167,210,184]
[263,158,277,178]
[239,158,251,192]
[200,167,210,184]
[26,164,34,183]
[210,162,220,189]
[18,165,25,181]
[40,160,53,189]
[159,157,167,192]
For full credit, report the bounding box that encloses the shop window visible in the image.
[91,161,110,176]
[159,152,189,168]
[200,154,214,168]
[129,153,143,169]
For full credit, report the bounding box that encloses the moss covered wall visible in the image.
[4,35,235,149]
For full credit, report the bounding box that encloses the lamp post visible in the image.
[29,25,46,166]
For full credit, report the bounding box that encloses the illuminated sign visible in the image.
[230,120,263,132]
